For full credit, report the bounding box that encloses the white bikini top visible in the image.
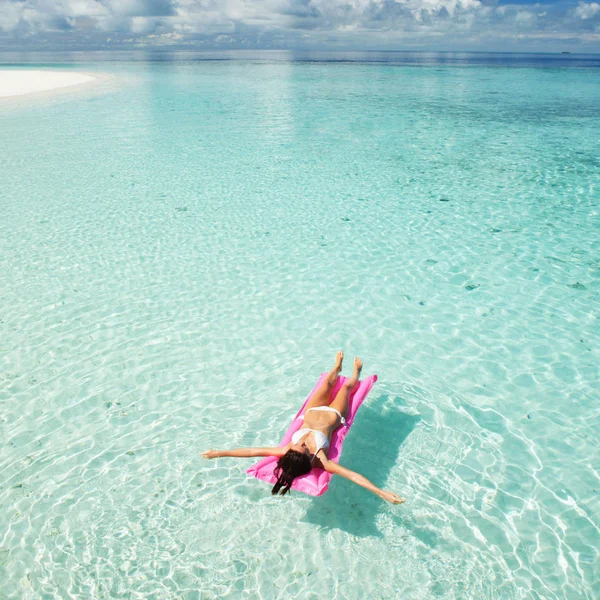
[290,406,347,457]
[291,428,330,455]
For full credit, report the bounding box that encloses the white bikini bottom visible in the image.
[299,406,346,425]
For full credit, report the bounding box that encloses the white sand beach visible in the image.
[0,70,96,98]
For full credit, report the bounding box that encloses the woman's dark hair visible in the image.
[271,449,312,496]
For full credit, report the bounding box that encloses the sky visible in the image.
[0,0,599,53]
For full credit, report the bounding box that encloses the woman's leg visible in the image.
[329,357,362,418]
[304,351,344,410]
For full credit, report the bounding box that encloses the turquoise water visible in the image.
[1,54,599,599]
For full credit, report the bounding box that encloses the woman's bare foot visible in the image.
[347,357,362,388]
[325,351,345,388]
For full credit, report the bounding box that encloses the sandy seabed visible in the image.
[0,70,96,98]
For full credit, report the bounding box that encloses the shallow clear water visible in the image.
[1,53,599,599]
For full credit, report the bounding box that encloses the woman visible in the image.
[202,352,405,504]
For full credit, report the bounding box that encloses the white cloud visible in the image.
[0,0,599,50]
[574,2,600,18]
[515,10,535,24]
[0,3,22,32]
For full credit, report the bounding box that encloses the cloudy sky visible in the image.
[0,0,599,52]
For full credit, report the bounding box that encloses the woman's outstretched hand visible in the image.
[202,450,220,459]
[380,491,406,504]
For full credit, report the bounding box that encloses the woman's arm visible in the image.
[320,454,405,504]
[202,445,289,460]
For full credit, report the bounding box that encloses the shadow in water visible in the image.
[301,394,420,538]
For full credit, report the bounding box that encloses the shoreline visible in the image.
[0,69,97,99]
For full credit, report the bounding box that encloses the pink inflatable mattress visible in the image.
[246,372,378,496]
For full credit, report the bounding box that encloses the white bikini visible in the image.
[291,407,346,458]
